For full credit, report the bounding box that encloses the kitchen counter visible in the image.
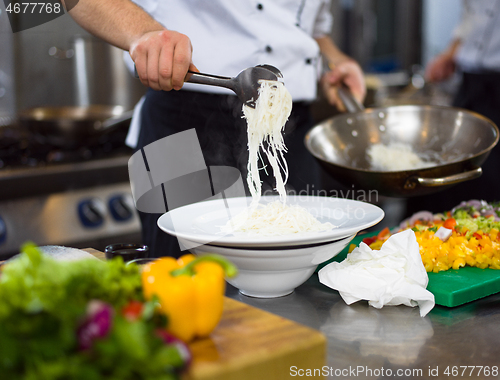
[226,274,500,379]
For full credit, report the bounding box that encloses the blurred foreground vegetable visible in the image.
[141,254,238,342]
[0,243,189,380]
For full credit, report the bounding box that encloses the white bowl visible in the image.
[158,196,385,297]
[189,234,356,298]
[158,195,385,248]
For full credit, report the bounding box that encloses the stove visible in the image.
[0,126,141,259]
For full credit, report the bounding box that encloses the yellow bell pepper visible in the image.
[141,254,237,342]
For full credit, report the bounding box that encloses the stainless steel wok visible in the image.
[305,94,499,197]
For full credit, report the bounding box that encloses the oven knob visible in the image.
[78,198,106,227]
[0,216,6,245]
[108,194,135,221]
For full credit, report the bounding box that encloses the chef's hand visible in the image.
[130,30,198,91]
[425,39,461,83]
[321,59,366,112]
[425,53,456,83]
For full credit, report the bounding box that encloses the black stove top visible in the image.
[0,127,133,201]
[0,126,133,170]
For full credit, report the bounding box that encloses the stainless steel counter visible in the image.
[226,274,500,379]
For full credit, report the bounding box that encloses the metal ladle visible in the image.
[134,64,283,108]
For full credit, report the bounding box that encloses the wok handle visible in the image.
[97,110,135,131]
[405,167,482,189]
[337,85,365,113]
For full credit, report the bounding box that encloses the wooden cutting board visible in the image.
[184,297,326,380]
[85,249,327,380]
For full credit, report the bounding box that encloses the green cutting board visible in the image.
[317,232,500,308]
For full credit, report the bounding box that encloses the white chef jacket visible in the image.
[125,0,333,101]
[453,0,500,72]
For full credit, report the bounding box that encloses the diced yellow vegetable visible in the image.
[357,219,500,273]
[413,225,500,272]
[452,258,465,270]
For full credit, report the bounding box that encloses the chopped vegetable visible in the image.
[443,218,457,229]
[452,199,500,222]
[142,254,238,342]
[434,227,453,242]
[415,227,500,272]
[362,200,500,273]
[362,236,378,246]
[377,227,391,239]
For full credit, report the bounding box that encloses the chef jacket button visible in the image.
[257,3,263,10]
[265,45,273,53]
[305,58,312,64]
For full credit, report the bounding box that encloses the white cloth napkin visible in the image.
[318,229,435,317]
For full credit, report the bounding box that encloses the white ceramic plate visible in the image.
[157,195,384,248]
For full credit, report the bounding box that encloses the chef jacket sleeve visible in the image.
[312,0,334,38]
[452,0,474,41]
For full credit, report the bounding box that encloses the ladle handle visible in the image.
[405,167,482,189]
[185,71,235,91]
[133,66,235,91]
[337,85,365,113]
